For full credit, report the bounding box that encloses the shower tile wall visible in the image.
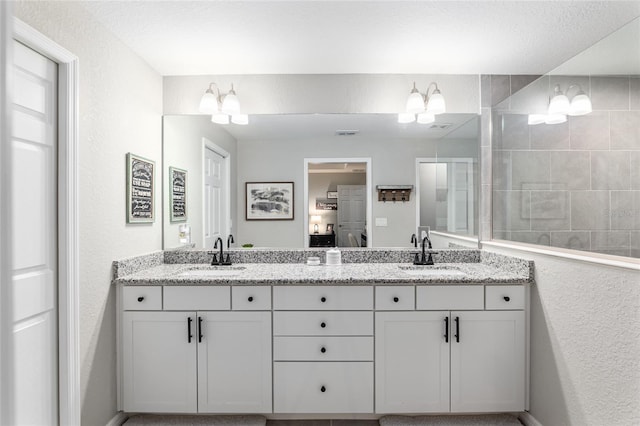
[492,75,640,258]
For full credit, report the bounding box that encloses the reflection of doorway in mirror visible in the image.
[304,159,371,248]
[203,140,230,250]
[417,158,475,237]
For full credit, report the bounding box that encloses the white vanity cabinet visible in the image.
[375,285,526,414]
[272,286,374,413]
[120,286,272,414]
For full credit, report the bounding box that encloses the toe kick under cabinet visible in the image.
[118,283,527,416]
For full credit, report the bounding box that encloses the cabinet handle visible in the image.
[320,386,326,393]
[454,316,460,343]
[393,297,399,303]
[137,296,144,302]
[320,297,327,303]
[444,316,449,343]
[320,322,327,328]
[503,296,511,302]
[187,317,193,343]
[320,346,327,353]
[198,316,203,343]
[248,296,254,302]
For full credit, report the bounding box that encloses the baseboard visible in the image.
[106,411,129,426]
[519,411,544,426]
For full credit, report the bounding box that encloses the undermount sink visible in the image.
[398,265,466,277]
[177,266,247,277]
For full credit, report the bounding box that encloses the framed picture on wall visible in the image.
[169,166,187,222]
[246,182,294,220]
[327,191,338,199]
[126,152,155,223]
[316,198,337,210]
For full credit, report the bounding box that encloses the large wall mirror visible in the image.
[162,113,480,250]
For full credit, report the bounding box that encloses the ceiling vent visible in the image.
[429,123,452,130]
[335,130,359,136]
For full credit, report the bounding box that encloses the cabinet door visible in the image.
[122,311,197,412]
[197,311,272,413]
[450,310,525,412]
[375,312,449,413]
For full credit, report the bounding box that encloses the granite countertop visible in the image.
[114,261,530,286]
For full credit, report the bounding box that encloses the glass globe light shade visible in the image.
[211,113,230,125]
[406,90,425,114]
[544,113,567,125]
[231,114,249,125]
[527,114,546,125]
[569,93,592,116]
[426,91,446,114]
[199,90,218,114]
[397,113,416,124]
[548,93,570,115]
[417,112,435,124]
[221,90,241,115]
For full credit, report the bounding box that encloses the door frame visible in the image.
[303,157,372,248]
[202,138,231,248]
[8,18,80,425]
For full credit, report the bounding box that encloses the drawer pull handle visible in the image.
[320,386,326,393]
[137,297,144,302]
[393,297,399,303]
[320,297,327,303]
[503,296,511,302]
[320,347,326,353]
[187,317,193,343]
[454,316,460,343]
[320,322,327,328]
[198,316,203,343]
[248,296,254,302]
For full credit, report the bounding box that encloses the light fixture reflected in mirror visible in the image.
[399,81,446,123]
[529,83,592,125]
[199,82,248,125]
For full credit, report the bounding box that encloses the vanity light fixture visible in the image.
[528,83,592,125]
[399,82,446,124]
[198,82,248,125]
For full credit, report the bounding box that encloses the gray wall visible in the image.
[163,115,238,249]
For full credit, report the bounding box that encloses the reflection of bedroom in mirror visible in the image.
[305,159,371,248]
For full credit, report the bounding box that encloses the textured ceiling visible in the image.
[81,1,640,76]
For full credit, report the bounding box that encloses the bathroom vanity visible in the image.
[114,249,532,418]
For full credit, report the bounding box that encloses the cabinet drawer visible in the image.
[122,286,162,311]
[486,285,525,310]
[274,336,373,361]
[273,286,373,310]
[274,362,373,413]
[375,286,415,310]
[232,286,271,310]
[416,285,484,310]
[163,286,230,311]
[273,312,373,336]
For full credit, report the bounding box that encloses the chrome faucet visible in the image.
[413,233,437,265]
[211,237,232,265]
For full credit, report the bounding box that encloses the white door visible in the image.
[198,312,272,413]
[122,311,198,413]
[337,185,366,247]
[375,312,450,413]
[11,40,58,426]
[203,145,227,250]
[450,310,525,412]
